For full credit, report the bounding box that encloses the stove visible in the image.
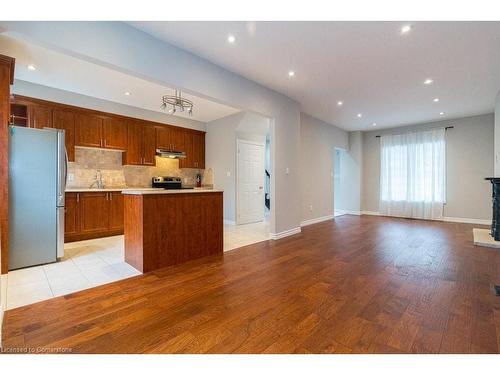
[152,176,182,190]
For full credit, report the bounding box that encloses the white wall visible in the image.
[0,21,301,235]
[299,113,349,223]
[495,90,500,176]
[362,113,494,221]
[12,80,206,131]
[206,112,269,222]
[337,131,363,213]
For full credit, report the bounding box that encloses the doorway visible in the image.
[333,148,346,217]
[236,139,265,225]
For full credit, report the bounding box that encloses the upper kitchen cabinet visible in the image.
[75,114,127,151]
[124,121,156,166]
[30,105,52,129]
[102,117,127,150]
[52,109,75,162]
[180,130,205,169]
[75,112,102,148]
[193,132,205,169]
[156,126,185,151]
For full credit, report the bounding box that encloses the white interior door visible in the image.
[237,139,265,225]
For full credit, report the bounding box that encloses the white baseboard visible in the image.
[342,210,361,216]
[360,210,491,225]
[442,216,491,225]
[223,219,236,225]
[270,227,301,240]
[300,215,334,227]
[361,210,380,216]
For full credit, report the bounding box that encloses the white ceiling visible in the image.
[0,34,240,123]
[129,21,500,131]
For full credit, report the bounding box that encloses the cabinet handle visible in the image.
[77,193,79,203]
[104,139,107,147]
[110,193,113,201]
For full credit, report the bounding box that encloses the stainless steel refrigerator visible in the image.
[8,126,67,270]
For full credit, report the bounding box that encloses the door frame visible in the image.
[236,139,266,225]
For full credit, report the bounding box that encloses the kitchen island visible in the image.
[122,189,223,273]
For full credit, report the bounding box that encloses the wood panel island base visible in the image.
[123,190,223,273]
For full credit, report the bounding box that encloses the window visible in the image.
[379,128,446,220]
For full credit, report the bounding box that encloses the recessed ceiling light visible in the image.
[337,101,343,106]
[227,35,236,44]
[424,78,434,85]
[27,64,36,71]
[124,91,131,96]
[401,25,412,34]
[288,70,295,77]
[372,122,377,127]
[433,98,439,103]
[439,111,445,116]
[357,113,362,118]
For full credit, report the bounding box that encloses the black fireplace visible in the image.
[485,177,500,240]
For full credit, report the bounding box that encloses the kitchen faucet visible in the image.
[89,169,104,189]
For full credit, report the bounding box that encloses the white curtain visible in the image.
[379,128,446,220]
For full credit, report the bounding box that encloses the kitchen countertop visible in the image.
[65,187,165,192]
[122,189,222,195]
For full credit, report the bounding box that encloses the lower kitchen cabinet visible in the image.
[64,191,125,242]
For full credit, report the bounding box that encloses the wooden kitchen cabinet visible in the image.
[64,193,80,237]
[52,109,75,162]
[180,130,205,169]
[108,192,124,231]
[80,192,109,235]
[124,121,156,166]
[30,105,52,129]
[75,112,103,148]
[102,117,127,150]
[157,126,185,151]
[193,132,205,169]
[65,191,125,242]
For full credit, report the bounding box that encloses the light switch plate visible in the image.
[68,173,74,182]
[226,171,231,177]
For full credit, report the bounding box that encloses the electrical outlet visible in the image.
[309,205,313,212]
[68,173,74,182]
[285,167,290,175]
[226,171,231,177]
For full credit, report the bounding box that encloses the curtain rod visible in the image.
[375,126,454,138]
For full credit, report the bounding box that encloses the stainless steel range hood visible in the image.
[156,148,186,159]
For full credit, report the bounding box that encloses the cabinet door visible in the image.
[156,126,171,150]
[142,124,156,166]
[108,192,124,232]
[193,132,205,169]
[180,131,194,168]
[125,121,143,165]
[75,112,102,148]
[170,127,185,152]
[80,192,109,234]
[103,117,127,150]
[30,105,52,129]
[52,109,75,162]
[64,193,80,238]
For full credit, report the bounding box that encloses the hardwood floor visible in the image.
[2,215,500,353]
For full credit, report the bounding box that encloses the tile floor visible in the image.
[5,221,270,310]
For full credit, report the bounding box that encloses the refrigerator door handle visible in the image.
[56,130,66,207]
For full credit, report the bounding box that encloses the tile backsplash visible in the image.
[67,147,208,189]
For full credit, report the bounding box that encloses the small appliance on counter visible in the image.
[152,176,183,189]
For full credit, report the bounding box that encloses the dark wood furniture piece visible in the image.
[64,191,125,242]
[124,191,223,273]
[0,54,15,275]
[9,95,205,168]
[485,177,500,240]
